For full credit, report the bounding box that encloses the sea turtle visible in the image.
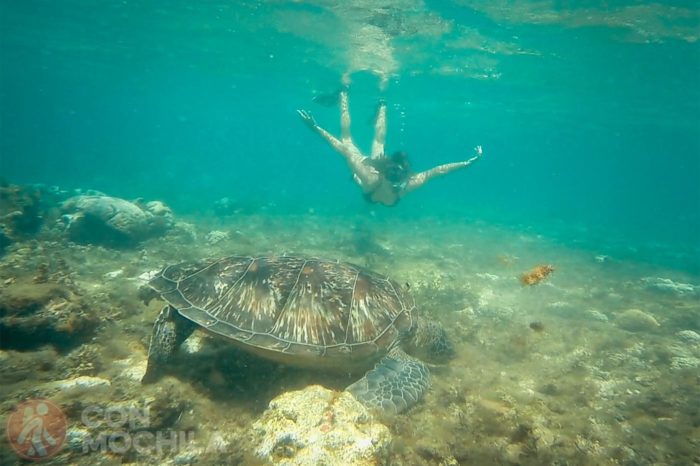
[141,255,453,414]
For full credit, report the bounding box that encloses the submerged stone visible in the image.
[676,330,700,345]
[252,385,391,466]
[45,375,111,391]
[641,277,697,296]
[615,309,660,332]
[61,195,173,247]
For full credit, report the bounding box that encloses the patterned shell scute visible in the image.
[150,255,414,349]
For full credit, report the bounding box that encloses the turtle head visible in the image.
[405,316,454,363]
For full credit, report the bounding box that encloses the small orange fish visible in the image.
[520,264,554,286]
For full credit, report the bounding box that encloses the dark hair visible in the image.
[384,151,411,183]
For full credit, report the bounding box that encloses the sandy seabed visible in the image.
[1,209,698,466]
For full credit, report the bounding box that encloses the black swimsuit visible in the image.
[362,156,410,206]
[362,180,406,206]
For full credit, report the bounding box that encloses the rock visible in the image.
[676,330,700,345]
[104,269,124,279]
[670,356,700,370]
[33,376,111,398]
[49,376,111,391]
[252,385,391,466]
[61,195,173,247]
[615,309,660,332]
[114,357,147,381]
[584,309,609,322]
[143,200,170,217]
[56,343,103,377]
[641,277,697,296]
[205,230,229,245]
[137,269,160,285]
[181,334,204,354]
[143,200,174,231]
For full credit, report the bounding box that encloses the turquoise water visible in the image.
[2,1,699,268]
[1,3,700,465]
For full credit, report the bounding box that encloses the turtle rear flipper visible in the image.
[142,305,196,384]
[346,347,430,414]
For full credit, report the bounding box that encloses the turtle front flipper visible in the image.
[142,305,196,384]
[346,347,430,414]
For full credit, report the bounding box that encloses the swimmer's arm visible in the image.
[405,145,483,192]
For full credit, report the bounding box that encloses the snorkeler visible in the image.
[297,88,483,206]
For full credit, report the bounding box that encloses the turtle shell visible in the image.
[148,255,414,365]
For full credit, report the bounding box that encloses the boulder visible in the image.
[62,195,172,247]
[615,309,660,332]
[252,385,391,466]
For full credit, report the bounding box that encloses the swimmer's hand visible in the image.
[297,109,317,129]
[461,145,484,167]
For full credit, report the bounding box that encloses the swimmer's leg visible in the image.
[345,148,378,188]
[297,109,344,152]
[340,89,352,142]
[371,100,387,159]
[297,109,378,187]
